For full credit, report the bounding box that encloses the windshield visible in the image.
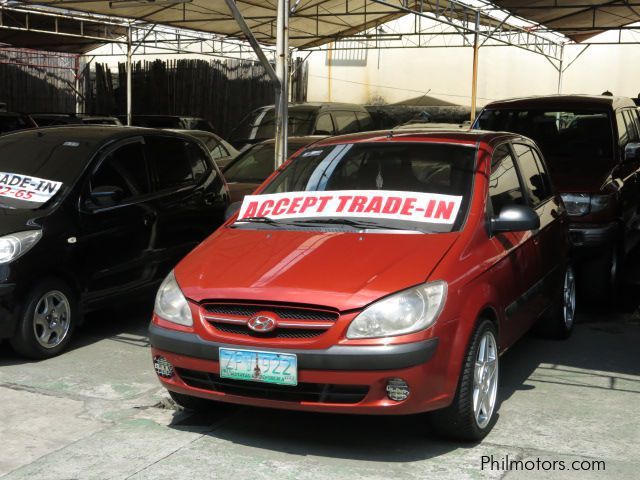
[476,109,614,170]
[224,141,308,183]
[235,142,475,233]
[231,108,315,142]
[0,135,87,210]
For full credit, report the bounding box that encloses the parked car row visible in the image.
[1,94,636,443]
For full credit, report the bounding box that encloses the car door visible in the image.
[144,134,228,276]
[76,137,154,304]
[512,142,567,327]
[487,143,540,348]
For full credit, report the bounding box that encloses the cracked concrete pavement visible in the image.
[1,299,638,480]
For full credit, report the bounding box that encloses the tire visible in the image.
[10,279,78,359]
[580,242,621,306]
[168,391,217,412]
[536,265,577,340]
[429,319,499,442]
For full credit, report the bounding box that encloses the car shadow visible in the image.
[0,296,154,365]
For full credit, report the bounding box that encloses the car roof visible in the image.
[483,94,636,110]
[308,129,519,148]
[0,126,196,151]
[258,102,369,113]
[257,135,328,146]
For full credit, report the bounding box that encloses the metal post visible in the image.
[470,10,480,123]
[274,0,290,168]
[126,25,133,126]
[557,44,565,94]
[74,56,82,114]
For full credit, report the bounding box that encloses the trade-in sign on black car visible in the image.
[0,127,229,359]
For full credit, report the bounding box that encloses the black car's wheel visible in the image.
[429,319,499,442]
[580,242,621,306]
[10,279,78,359]
[169,391,217,412]
[536,265,577,340]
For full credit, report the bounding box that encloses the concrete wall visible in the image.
[302,27,640,107]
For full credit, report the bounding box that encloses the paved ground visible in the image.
[1,297,639,479]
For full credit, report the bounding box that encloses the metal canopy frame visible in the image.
[2,0,640,164]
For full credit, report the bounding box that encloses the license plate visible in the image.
[219,348,298,386]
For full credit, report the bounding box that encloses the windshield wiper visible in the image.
[295,218,419,231]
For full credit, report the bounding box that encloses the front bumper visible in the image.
[569,222,618,252]
[149,324,446,415]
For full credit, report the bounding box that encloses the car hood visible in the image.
[0,208,43,235]
[176,228,460,311]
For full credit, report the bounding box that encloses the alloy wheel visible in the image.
[32,290,71,349]
[473,330,499,429]
[563,267,577,329]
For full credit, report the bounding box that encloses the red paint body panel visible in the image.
[151,131,569,415]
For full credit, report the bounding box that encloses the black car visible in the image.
[0,127,229,359]
[229,102,374,148]
[0,112,37,134]
[168,129,239,169]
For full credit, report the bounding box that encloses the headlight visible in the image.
[561,193,590,216]
[589,194,611,213]
[0,230,42,264]
[154,270,193,327]
[346,281,447,339]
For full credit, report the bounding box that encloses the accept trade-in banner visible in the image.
[0,172,63,203]
[236,190,463,225]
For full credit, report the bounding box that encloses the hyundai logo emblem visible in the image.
[247,314,277,333]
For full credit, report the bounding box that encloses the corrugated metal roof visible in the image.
[491,1,640,42]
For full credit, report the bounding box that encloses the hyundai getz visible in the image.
[150,130,574,441]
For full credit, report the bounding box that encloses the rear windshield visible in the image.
[0,135,88,210]
[224,141,308,183]
[231,108,315,143]
[237,142,476,233]
[476,109,614,169]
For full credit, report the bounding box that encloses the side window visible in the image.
[91,141,149,200]
[622,110,639,142]
[333,111,360,134]
[617,111,630,145]
[314,114,334,135]
[185,141,211,183]
[210,144,225,160]
[513,143,551,207]
[356,112,374,131]
[146,136,194,190]
[489,144,525,215]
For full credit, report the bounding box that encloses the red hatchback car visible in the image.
[150,130,574,441]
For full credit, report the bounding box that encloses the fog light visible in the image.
[153,356,174,378]
[386,378,410,401]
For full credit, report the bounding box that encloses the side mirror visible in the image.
[491,204,540,233]
[89,185,125,208]
[624,142,640,162]
[224,201,242,221]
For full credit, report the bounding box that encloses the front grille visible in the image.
[201,302,339,339]
[214,323,324,339]
[203,303,338,321]
[176,368,368,404]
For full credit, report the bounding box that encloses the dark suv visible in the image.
[0,127,229,359]
[475,95,640,301]
[229,102,374,148]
